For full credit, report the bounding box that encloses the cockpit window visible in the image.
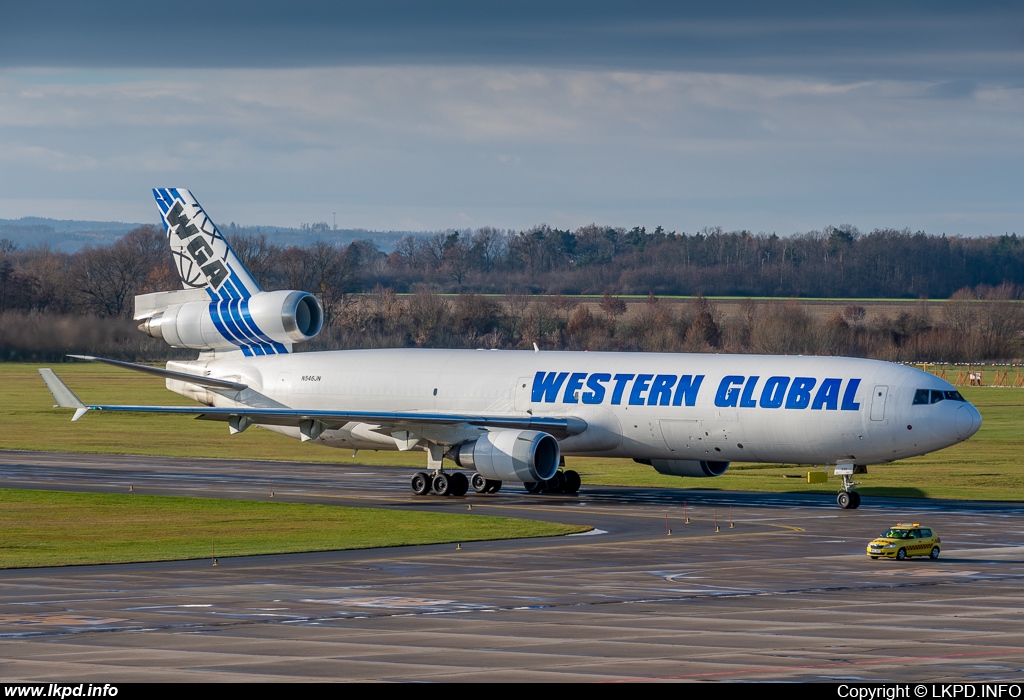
[913,388,967,405]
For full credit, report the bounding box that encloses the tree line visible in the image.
[0,224,1022,362]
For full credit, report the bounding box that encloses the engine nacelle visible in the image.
[637,458,730,478]
[454,430,560,483]
[138,289,323,353]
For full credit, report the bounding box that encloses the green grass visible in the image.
[0,488,587,569]
[4,362,1024,502]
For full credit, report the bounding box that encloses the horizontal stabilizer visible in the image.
[38,369,88,421]
[68,355,248,391]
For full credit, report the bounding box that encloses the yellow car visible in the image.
[867,523,941,560]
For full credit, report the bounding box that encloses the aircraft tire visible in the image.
[432,473,452,496]
[837,492,852,509]
[449,472,469,497]
[542,472,565,494]
[470,473,489,494]
[411,472,431,496]
[524,481,541,493]
[849,491,861,509]
[485,480,502,493]
[562,470,581,494]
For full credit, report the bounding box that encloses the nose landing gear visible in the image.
[835,464,863,509]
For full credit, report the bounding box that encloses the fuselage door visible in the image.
[514,376,532,413]
[870,385,888,421]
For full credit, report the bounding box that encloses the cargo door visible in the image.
[870,385,888,421]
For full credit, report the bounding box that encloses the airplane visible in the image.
[39,188,983,510]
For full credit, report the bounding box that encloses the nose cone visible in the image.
[955,404,981,440]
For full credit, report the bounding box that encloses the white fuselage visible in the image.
[166,349,981,467]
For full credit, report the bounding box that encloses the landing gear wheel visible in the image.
[449,472,469,497]
[485,480,502,493]
[562,470,581,494]
[470,473,489,494]
[411,472,430,496]
[523,481,541,493]
[431,473,451,496]
[849,491,861,509]
[896,548,907,561]
[930,546,940,560]
[541,472,565,494]
[837,491,852,509]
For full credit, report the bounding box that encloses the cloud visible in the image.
[0,64,1021,234]
[2,2,1023,83]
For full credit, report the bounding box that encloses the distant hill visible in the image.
[0,217,430,252]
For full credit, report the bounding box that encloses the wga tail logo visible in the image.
[165,200,229,290]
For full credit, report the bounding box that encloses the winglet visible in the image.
[38,369,90,421]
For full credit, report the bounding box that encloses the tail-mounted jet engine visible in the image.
[453,430,561,483]
[137,289,323,354]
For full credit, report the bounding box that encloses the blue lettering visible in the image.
[629,374,654,405]
[739,376,759,408]
[672,375,704,407]
[562,372,587,404]
[715,375,745,408]
[610,374,635,405]
[811,378,842,410]
[532,372,568,403]
[582,373,609,405]
[759,376,790,409]
[647,374,677,406]
[841,378,862,410]
[785,377,816,409]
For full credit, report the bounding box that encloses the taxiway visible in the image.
[1,450,1023,682]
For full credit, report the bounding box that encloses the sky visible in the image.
[1,1,1022,235]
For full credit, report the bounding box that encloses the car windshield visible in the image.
[882,528,912,538]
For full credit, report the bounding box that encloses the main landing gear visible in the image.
[411,471,469,497]
[523,469,581,495]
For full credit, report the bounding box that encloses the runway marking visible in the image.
[0,613,125,627]
[608,647,1024,682]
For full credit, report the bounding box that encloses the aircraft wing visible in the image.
[38,368,586,437]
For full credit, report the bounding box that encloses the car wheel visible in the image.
[930,546,940,560]
[896,548,907,561]
[870,556,879,560]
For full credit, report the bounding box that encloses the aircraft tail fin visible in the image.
[152,188,262,300]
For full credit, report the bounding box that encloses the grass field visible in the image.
[0,488,586,569]
[3,362,1023,502]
